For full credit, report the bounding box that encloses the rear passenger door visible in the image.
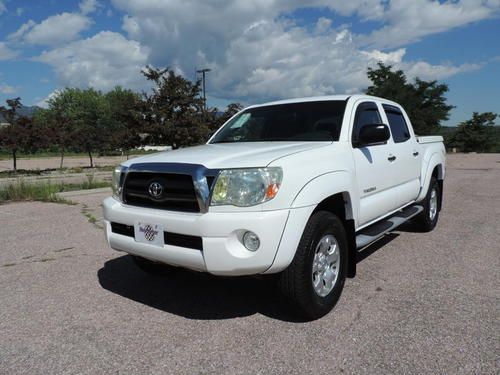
[381,104,421,207]
[351,101,400,226]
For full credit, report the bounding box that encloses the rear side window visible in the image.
[352,102,382,142]
[383,105,411,143]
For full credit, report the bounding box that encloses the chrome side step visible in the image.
[355,205,423,249]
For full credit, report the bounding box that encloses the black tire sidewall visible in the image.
[302,213,348,316]
[422,178,440,230]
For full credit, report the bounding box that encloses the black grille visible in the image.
[165,232,203,251]
[110,222,203,251]
[123,172,199,212]
[111,222,134,237]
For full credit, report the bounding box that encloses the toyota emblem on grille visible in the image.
[148,181,163,198]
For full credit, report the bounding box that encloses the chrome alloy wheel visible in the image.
[312,235,340,297]
[429,188,438,221]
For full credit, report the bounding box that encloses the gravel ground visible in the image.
[0,153,498,374]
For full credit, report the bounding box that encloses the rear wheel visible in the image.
[132,255,175,275]
[278,211,347,320]
[414,177,440,232]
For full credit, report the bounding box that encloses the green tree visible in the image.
[71,88,110,167]
[104,87,143,158]
[42,88,109,167]
[451,112,497,152]
[0,98,40,172]
[35,91,78,169]
[141,66,209,148]
[216,102,243,126]
[366,63,453,135]
[203,102,244,138]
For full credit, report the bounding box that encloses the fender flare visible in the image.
[265,171,356,274]
[291,170,354,214]
[417,152,444,202]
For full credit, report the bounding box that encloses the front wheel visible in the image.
[414,177,440,232]
[278,211,347,320]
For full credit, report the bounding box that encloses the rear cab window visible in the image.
[383,104,411,143]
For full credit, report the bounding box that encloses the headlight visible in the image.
[112,165,126,200]
[211,167,282,207]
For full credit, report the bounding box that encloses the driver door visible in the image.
[351,101,398,227]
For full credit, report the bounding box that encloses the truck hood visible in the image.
[122,142,331,169]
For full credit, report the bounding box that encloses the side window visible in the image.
[383,105,411,143]
[352,102,382,142]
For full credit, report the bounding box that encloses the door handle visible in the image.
[388,155,396,162]
[413,151,419,156]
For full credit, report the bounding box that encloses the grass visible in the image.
[0,165,115,179]
[81,203,102,229]
[0,177,110,204]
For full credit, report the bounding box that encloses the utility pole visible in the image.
[196,68,211,110]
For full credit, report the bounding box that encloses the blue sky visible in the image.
[0,0,499,125]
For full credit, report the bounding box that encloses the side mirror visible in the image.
[356,123,390,147]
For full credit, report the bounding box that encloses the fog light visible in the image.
[243,231,260,251]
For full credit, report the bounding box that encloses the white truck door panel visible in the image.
[351,101,400,226]
[381,104,421,207]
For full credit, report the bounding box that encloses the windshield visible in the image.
[210,100,347,143]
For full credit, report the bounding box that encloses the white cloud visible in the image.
[106,0,491,103]
[315,17,333,34]
[79,0,100,15]
[360,0,500,48]
[7,20,35,41]
[16,7,24,16]
[0,42,18,60]
[0,1,6,15]
[9,13,91,46]
[403,61,483,81]
[36,31,150,91]
[115,0,387,66]
[361,49,407,64]
[0,84,16,94]
[26,0,494,104]
[35,90,61,108]
[360,48,483,80]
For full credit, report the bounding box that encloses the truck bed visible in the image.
[417,135,444,144]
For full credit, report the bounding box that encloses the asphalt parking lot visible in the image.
[1,154,499,374]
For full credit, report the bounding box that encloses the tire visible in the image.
[132,255,175,275]
[414,177,440,232]
[278,211,348,320]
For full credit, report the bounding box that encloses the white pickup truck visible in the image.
[103,94,445,319]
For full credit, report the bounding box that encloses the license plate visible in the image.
[134,221,164,247]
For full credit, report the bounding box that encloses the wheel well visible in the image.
[432,164,443,180]
[313,192,351,220]
[313,193,357,278]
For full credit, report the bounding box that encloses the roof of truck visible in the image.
[248,94,387,108]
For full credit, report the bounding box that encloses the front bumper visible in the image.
[103,197,296,276]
